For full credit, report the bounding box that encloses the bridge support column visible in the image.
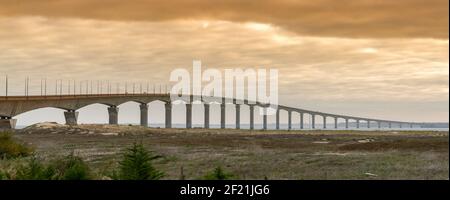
[356,119,360,129]
[263,108,267,130]
[108,106,119,125]
[378,121,381,129]
[165,103,172,128]
[249,105,254,130]
[204,104,210,129]
[0,117,17,130]
[235,104,240,129]
[334,117,338,129]
[300,112,304,129]
[399,123,402,129]
[345,118,349,129]
[323,116,326,129]
[275,109,280,130]
[220,103,226,129]
[311,114,315,129]
[409,123,413,129]
[388,122,392,129]
[140,104,148,127]
[288,111,292,130]
[186,103,192,129]
[64,110,78,126]
[367,121,370,128]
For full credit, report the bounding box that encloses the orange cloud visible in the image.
[0,0,448,39]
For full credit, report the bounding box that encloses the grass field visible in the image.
[3,123,449,180]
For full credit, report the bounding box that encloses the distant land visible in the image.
[15,122,449,131]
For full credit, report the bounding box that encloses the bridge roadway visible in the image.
[0,94,421,129]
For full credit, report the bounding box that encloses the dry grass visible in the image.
[339,139,449,152]
[7,124,449,180]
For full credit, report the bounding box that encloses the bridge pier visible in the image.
[0,117,17,130]
[356,119,360,129]
[204,104,210,129]
[185,103,192,128]
[323,116,326,129]
[288,110,292,130]
[140,104,148,127]
[235,104,240,129]
[64,110,78,126]
[108,106,119,125]
[220,103,226,129]
[249,105,254,130]
[165,103,172,128]
[263,108,267,130]
[300,112,304,129]
[311,114,315,129]
[345,118,349,129]
[275,109,280,130]
[388,122,392,129]
[378,121,381,129]
[334,117,338,129]
[367,121,370,128]
[399,123,402,129]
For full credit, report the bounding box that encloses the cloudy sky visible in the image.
[0,0,448,125]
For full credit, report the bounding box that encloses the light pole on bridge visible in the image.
[44,78,47,96]
[59,79,62,96]
[25,77,29,98]
[5,75,8,99]
[125,82,127,94]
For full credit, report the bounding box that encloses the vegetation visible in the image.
[203,167,235,180]
[15,153,92,180]
[2,127,448,180]
[0,132,33,159]
[111,142,164,180]
[15,156,54,180]
[49,153,92,180]
[0,170,8,180]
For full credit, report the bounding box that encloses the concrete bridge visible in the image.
[0,94,421,130]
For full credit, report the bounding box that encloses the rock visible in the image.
[99,132,119,136]
[357,138,375,143]
[364,172,378,177]
[313,141,330,144]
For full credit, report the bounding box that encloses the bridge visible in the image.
[0,93,422,130]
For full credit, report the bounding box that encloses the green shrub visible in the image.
[203,167,235,180]
[0,132,33,159]
[15,153,91,180]
[16,156,55,180]
[49,153,92,180]
[0,170,9,180]
[113,142,164,180]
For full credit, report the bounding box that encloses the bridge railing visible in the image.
[0,92,171,101]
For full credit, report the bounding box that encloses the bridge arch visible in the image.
[77,103,109,124]
[147,100,167,128]
[13,107,67,126]
[76,102,114,110]
[13,105,72,117]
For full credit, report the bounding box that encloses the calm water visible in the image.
[15,123,449,132]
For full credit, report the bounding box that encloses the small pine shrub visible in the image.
[0,132,33,159]
[203,167,235,180]
[114,142,164,180]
